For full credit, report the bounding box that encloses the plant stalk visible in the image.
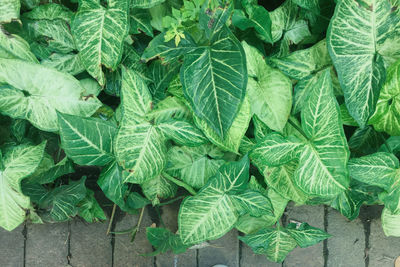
[162,172,197,195]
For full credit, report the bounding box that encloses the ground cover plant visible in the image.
[1,0,400,262]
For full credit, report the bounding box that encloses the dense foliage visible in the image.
[0,0,400,262]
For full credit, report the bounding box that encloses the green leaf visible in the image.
[58,113,117,166]
[39,177,87,221]
[97,161,127,209]
[348,126,383,157]
[231,189,274,217]
[181,26,247,138]
[381,207,400,237]
[194,95,251,153]
[115,122,166,183]
[71,0,129,85]
[232,5,273,43]
[142,32,197,62]
[146,227,189,256]
[327,0,400,126]
[28,157,74,184]
[165,144,225,189]
[41,53,84,75]
[369,59,400,135]
[239,227,297,263]
[250,132,303,166]
[242,42,292,132]
[286,222,331,248]
[23,3,73,22]
[141,173,177,205]
[178,156,250,245]
[120,68,153,124]
[0,142,45,231]
[157,119,207,146]
[78,189,106,223]
[130,8,153,37]
[379,136,400,156]
[146,96,191,124]
[0,0,20,23]
[0,29,37,63]
[0,59,101,132]
[131,0,165,8]
[296,70,349,197]
[147,60,180,101]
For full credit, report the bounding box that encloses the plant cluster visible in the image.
[0,0,400,262]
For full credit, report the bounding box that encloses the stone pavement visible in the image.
[0,204,399,267]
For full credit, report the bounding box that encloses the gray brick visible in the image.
[25,222,68,267]
[70,219,112,267]
[198,229,239,267]
[0,226,24,267]
[327,208,365,267]
[240,242,281,267]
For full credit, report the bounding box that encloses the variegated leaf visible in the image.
[242,42,292,132]
[0,0,20,23]
[286,222,331,248]
[141,173,177,205]
[181,26,247,138]
[131,0,165,8]
[41,53,84,75]
[231,189,274,217]
[0,29,37,62]
[57,113,117,166]
[327,0,400,126]
[0,59,101,132]
[381,207,400,237]
[71,0,129,85]
[157,119,207,147]
[0,142,45,231]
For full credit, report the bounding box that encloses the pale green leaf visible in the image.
[369,59,400,135]
[0,0,20,23]
[97,161,127,209]
[157,119,207,146]
[115,122,166,183]
[327,0,400,126]
[381,207,400,237]
[41,53,84,75]
[0,29,37,63]
[23,3,73,22]
[286,222,331,248]
[231,189,274,217]
[146,96,191,124]
[194,95,251,153]
[242,42,292,132]
[181,26,247,138]
[71,0,129,85]
[165,145,225,189]
[131,0,165,8]
[0,59,101,132]
[58,113,117,166]
[141,173,177,205]
[0,142,45,231]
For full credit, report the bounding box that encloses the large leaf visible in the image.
[58,113,117,166]
[41,53,84,75]
[348,152,400,214]
[181,27,247,138]
[239,226,297,263]
[0,142,45,231]
[39,177,87,221]
[327,0,400,126]
[115,122,166,183]
[157,119,207,146]
[71,0,129,85]
[146,96,191,124]
[131,0,164,8]
[0,59,101,132]
[194,95,251,153]
[242,42,292,132]
[78,189,106,223]
[146,227,189,256]
[231,189,274,217]
[97,161,127,209]
[178,156,250,245]
[0,0,20,23]
[295,70,349,197]
[0,29,37,62]
[130,8,153,37]
[369,59,400,135]
[23,3,72,22]
[165,145,225,189]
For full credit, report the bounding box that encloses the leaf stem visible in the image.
[287,117,308,139]
[162,172,197,195]
[106,204,117,235]
[158,195,186,206]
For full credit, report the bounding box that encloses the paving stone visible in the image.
[114,208,154,267]
[240,241,281,267]
[70,219,112,267]
[0,226,24,267]
[155,202,197,267]
[283,204,324,267]
[198,229,239,267]
[327,208,365,267]
[369,214,400,267]
[25,222,68,267]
